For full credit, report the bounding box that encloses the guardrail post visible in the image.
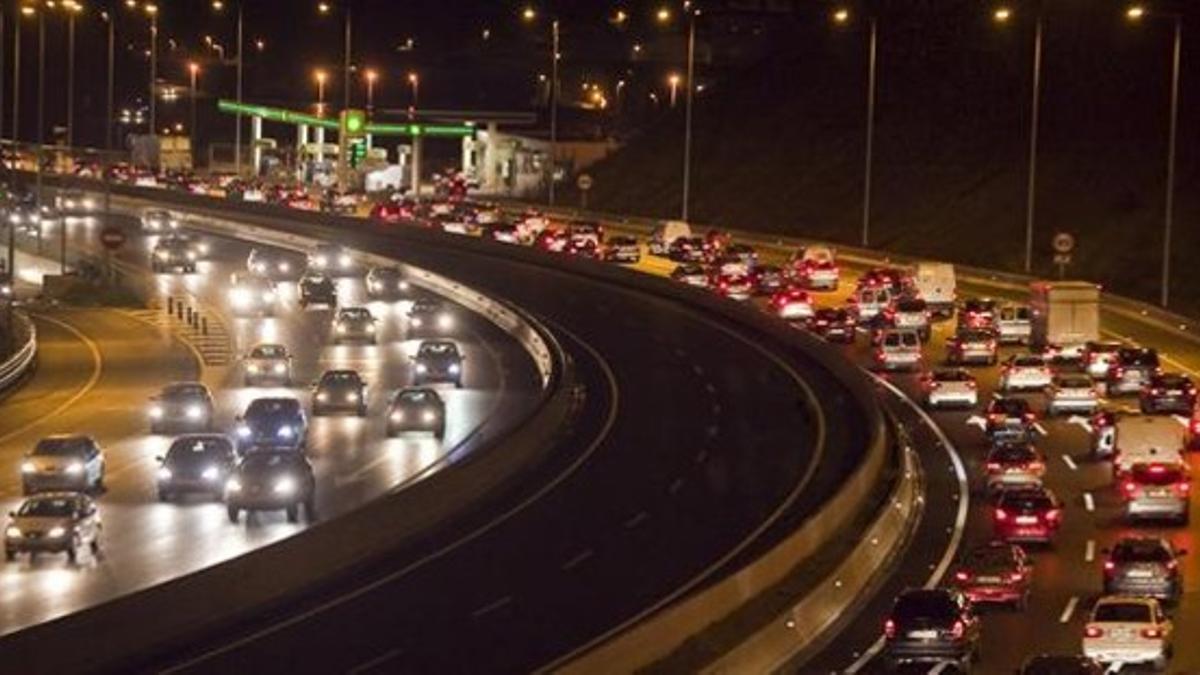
[201,317,208,335]
[185,307,194,325]
[176,303,184,320]
[166,296,173,314]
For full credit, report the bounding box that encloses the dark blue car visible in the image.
[233,398,308,453]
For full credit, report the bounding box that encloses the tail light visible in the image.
[966,381,977,389]
[1028,461,1045,472]
[986,462,1001,472]
[950,620,965,640]
[1166,560,1179,573]
[1190,419,1200,435]
[1025,412,1037,421]
[884,618,896,639]
[988,340,997,350]
[1103,560,1116,573]
[1085,626,1104,638]
[1142,627,1164,639]
[1174,482,1190,498]
[994,508,1008,521]
[1043,508,1062,523]
[954,570,970,582]
[1007,571,1025,583]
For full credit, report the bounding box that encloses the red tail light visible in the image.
[884,618,896,639]
[1043,508,1062,523]
[950,620,965,640]
[1123,481,1138,496]
[1103,560,1115,573]
[967,381,977,389]
[986,462,1002,472]
[1028,461,1045,472]
[954,570,970,582]
[1007,571,1025,583]
[994,508,1008,521]
[1142,627,1164,639]
[1085,626,1103,638]
[1174,482,1190,498]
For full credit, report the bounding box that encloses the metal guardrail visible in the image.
[0,312,36,394]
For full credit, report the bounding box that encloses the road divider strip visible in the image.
[0,311,36,396]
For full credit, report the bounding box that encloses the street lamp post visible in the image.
[315,69,328,111]
[188,62,200,150]
[317,2,353,112]
[668,74,680,108]
[658,5,700,221]
[521,7,559,205]
[102,11,114,149]
[834,8,878,248]
[365,69,377,113]
[407,72,419,119]
[13,6,30,142]
[65,1,81,148]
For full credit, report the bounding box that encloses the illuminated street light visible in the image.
[993,7,1012,23]
[521,6,536,22]
[833,8,850,24]
[364,68,378,112]
[831,7,877,247]
[656,7,671,23]
[668,73,681,107]
[519,6,561,205]
[1126,5,1146,20]
[613,9,628,25]
[314,68,328,114]
[316,2,352,110]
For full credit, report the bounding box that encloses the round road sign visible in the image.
[576,174,594,191]
[99,226,127,251]
[1052,232,1075,254]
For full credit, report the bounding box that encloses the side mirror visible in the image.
[154,456,163,463]
[7,511,14,518]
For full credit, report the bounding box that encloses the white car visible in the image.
[850,286,893,323]
[1115,445,1184,479]
[1084,341,1124,379]
[243,343,293,387]
[1046,374,1099,415]
[141,208,179,233]
[892,298,931,341]
[1082,596,1172,669]
[999,354,1053,392]
[228,274,278,316]
[921,368,978,409]
[770,289,814,321]
[873,329,922,372]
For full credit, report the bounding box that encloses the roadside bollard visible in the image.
[177,303,184,320]
[186,307,193,325]
[201,317,208,335]
[166,297,174,314]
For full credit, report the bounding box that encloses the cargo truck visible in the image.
[1030,281,1100,359]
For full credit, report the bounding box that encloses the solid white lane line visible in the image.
[1085,540,1096,563]
[560,548,594,572]
[347,649,402,675]
[470,595,513,619]
[1034,422,1049,436]
[1062,455,1079,471]
[668,477,685,495]
[1084,492,1096,512]
[1060,596,1080,624]
[623,511,649,529]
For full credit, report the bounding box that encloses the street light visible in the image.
[314,69,328,114]
[833,7,878,248]
[407,71,419,119]
[188,61,199,151]
[364,68,378,113]
[144,3,158,135]
[316,2,352,112]
[1126,4,1182,307]
[667,73,681,107]
[521,6,560,206]
[211,0,245,173]
[657,5,701,221]
[61,0,82,147]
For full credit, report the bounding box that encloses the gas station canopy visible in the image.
[216,100,476,137]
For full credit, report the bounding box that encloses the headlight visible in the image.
[201,466,220,481]
[411,317,423,328]
[448,364,461,375]
[231,289,251,306]
[156,250,170,260]
[149,405,164,419]
[346,392,359,403]
[198,243,210,254]
[47,527,66,539]
[5,526,21,538]
[273,363,287,374]
[422,410,437,424]
[338,254,352,268]
[368,281,380,292]
[337,324,347,334]
[225,478,242,492]
[366,323,376,333]
[187,251,197,261]
[390,411,403,423]
[415,363,428,374]
[279,262,291,273]
[66,462,84,475]
[277,425,294,438]
[273,477,296,495]
[157,467,172,481]
[247,364,260,374]
[316,392,329,402]
[253,262,266,273]
[82,198,96,210]
[186,404,205,420]
[314,255,328,268]
[438,314,453,330]
[236,425,251,439]
[398,281,410,291]
[263,292,276,303]
[20,461,35,474]
[8,214,19,224]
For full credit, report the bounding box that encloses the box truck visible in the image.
[1030,281,1100,358]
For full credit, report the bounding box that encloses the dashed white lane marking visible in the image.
[668,477,685,495]
[1084,492,1096,512]
[560,548,594,571]
[1034,422,1049,436]
[692,364,705,376]
[1068,415,1094,433]
[1060,596,1080,623]
[623,511,648,529]
[704,382,716,394]
[1085,540,1096,562]
[1173,415,1191,428]
[1062,455,1079,471]
[470,595,512,619]
[694,449,708,464]
[347,649,403,675]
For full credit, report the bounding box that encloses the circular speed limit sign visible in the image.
[1052,232,1075,254]
[576,174,594,191]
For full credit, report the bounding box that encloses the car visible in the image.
[794,259,840,291]
[247,247,298,280]
[958,298,997,330]
[1018,655,1104,674]
[0,273,12,299]
[1139,373,1196,414]
[712,253,752,277]
[140,208,179,233]
[667,236,707,263]
[1045,373,1099,416]
[1121,461,1190,523]
[984,396,1037,443]
[711,272,753,300]
[750,264,786,295]
[534,228,570,253]
[993,486,1062,544]
[370,197,415,223]
[998,354,1053,392]
[365,266,411,300]
[807,307,856,343]
[243,343,293,386]
[984,442,1046,493]
[951,542,1032,608]
[848,286,894,324]
[1106,347,1161,396]
[151,238,198,274]
[55,189,97,213]
[148,382,214,434]
[723,243,757,269]
[155,434,238,501]
[1083,340,1124,379]
[883,588,981,667]
[332,307,378,344]
[486,222,523,245]
[921,368,978,409]
[1082,596,1173,669]
[1102,536,1185,603]
[703,228,732,256]
[320,189,359,214]
[298,273,338,308]
[859,267,909,295]
[601,235,641,264]
[996,304,1032,344]
[20,436,105,495]
[233,398,308,453]
[408,297,455,335]
[386,388,446,439]
[568,221,604,249]
[312,370,368,416]
[946,329,998,366]
[874,329,923,372]
[307,243,357,276]
[161,232,212,260]
[228,273,278,316]
[4,493,101,563]
[413,340,465,387]
[892,298,931,341]
[770,287,814,321]
[670,263,709,288]
[225,452,316,524]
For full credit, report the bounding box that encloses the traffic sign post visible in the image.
[577,173,594,211]
[99,226,126,286]
[1052,232,1075,279]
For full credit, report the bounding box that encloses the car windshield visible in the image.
[962,545,1015,569]
[1057,375,1093,388]
[611,236,636,246]
[339,309,371,321]
[678,265,705,275]
[372,268,401,279]
[1119,349,1159,367]
[934,370,971,383]
[167,437,231,461]
[321,371,360,385]
[18,497,77,517]
[990,444,1037,463]
[1093,603,1152,623]
[397,389,439,405]
[412,299,442,313]
[1156,375,1189,388]
[896,300,926,312]
[893,592,957,622]
[302,275,330,285]
[960,331,993,343]
[1013,357,1044,367]
[1001,491,1052,511]
[250,345,287,359]
[991,399,1029,415]
[246,399,299,417]
[419,343,458,357]
[1001,306,1030,320]
[964,299,995,312]
[32,438,89,457]
[242,453,299,471]
[1132,464,1184,485]
[1113,539,1173,563]
[164,384,206,399]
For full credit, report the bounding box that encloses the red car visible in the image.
[952,542,1033,608]
[859,266,909,295]
[770,287,814,320]
[993,486,1063,544]
[370,198,415,223]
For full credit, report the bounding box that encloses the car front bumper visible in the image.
[5,533,73,553]
[22,474,89,492]
[1083,642,1166,665]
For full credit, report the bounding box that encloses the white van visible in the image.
[648,221,692,256]
[913,262,956,318]
[1109,415,1186,476]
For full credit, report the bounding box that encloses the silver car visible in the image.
[4,493,101,563]
[922,368,978,409]
[141,208,179,233]
[999,354,1053,392]
[1046,373,1099,415]
[1082,596,1172,669]
[333,307,378,344]
[996,304,1032,345]
[1123,462,1190,523]
[244,343,293,387]
[874,329,922,372]
[1102,537,1184,603]
[21,436,105,495]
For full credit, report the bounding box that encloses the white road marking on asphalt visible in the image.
[1060,596,1080,623]
[1034,422,1049,436]
[965,415,986,431]
[692,363,705,376]
[560,548,594,571]
[668,477,684,495]
[695,448,708,464]
[1084,492,1096,512]
[470,595,513,619]
[623,511,648,529]
[1068,415,1094,434]
[1173,415,1191,428]
[1062,455,1079,471]
[704,382,716,394]
[348,649,403,675]
[1085,540,1096,562]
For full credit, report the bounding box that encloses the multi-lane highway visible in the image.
[0,207,541,637]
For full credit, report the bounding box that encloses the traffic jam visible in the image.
[4,199,473,568]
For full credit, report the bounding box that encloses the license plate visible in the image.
[908,630,938,640]
[1127,569,1153,578]
[1149,489,1170,498]
[975,576,1002,584]
[1015,515,1038,525]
